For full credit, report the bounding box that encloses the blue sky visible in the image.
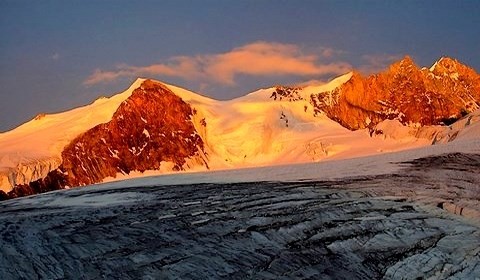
[1,0,479,131]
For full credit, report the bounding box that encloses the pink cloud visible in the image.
[83,41,352,86]
[83,57,201,86]
[83,69,126,85]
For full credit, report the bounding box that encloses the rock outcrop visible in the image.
[60,79,207,187]
[4,80,207,199]
[309,56,480,130]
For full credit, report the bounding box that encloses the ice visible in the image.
[191,218,210,225]
[158,214,176,220]
[0,140,478,278]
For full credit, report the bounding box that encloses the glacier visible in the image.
[0,136,478,279]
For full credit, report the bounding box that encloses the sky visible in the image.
[1,0,479,132]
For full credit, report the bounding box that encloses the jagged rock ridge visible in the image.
[6,80,207,198]
[308,56,480,130]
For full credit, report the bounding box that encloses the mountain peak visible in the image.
[428,57,480,82]
[399,55,415,65]
[431,56,461,73]
[139,79,168,91]
[388,55,418,74]
[309,55,480,130]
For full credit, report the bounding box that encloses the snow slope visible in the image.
[97,136,480,191]
[165,72,432,170]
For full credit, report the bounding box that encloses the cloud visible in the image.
[202,42,351,85]
[359,54,402,74]
[83,57,200,86]
[83,41,351,86]
[293,79,327,87]
[319,47,346,59]
[82,69,126,85]
[51,53,60,61]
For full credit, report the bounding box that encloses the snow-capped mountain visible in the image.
[1,56,479,199]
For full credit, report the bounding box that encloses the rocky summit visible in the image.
[309,56,480,130]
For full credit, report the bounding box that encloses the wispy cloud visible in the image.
[83,58,199,86]
[51,53,60,61]
[359,54,402,74]
[83,41,351,86]
[318,47,347,59]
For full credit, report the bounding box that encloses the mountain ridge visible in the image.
[1,56,479,199]
[309,55,480,130]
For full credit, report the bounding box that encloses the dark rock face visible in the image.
[0,191,7,201]
[270,86,304,101]
[5,80,206,199]
[6,170,67,199]
[310,57,480,130]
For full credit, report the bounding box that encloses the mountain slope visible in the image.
[5,80,209,197]
[1,56,480,199]
[0,79,145,191]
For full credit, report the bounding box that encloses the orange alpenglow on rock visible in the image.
[310,56,480,130]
